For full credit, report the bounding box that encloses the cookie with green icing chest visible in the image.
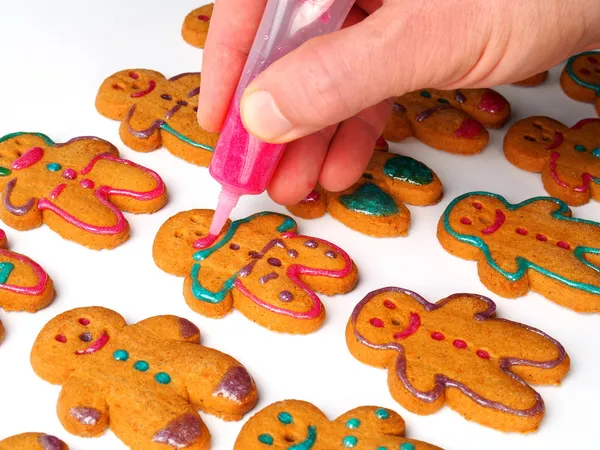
[438,191,600,312]
[153,210,358,334]
[560,51,600,116]
[287,151,443,237]
[234,400,441,450]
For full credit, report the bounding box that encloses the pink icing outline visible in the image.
[571,118,600,130]
[11,147,44,170]
[549,151,591,193]
[234,232,353,320]
[0,249,49,296]
[49,184,66,200]
[193,233,219,249]
[481,209,506,235]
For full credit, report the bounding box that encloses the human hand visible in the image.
[198,0,600,205]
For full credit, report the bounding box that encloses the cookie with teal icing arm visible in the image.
[96,69,219,166]
[182,4,213,49]
[287,151,443,237]
[560,51,600,116]
[504,116,600,206]
[346,287,569,432]
[234,400,441,450]
[31,306,258,450]
[383,88,511,155]
[437,191,600,312]
[0,433,69,450]
[153,209,358,334]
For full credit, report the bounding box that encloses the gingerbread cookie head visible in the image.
[561,51,600,115]
[235,400,441,450]
[504,116,600,205]
[153,209,358,334]
[182,4,214,48]
[0,133,167,250]
[347,287,569,433]
[0,433,68,450]
[287,151,443,237]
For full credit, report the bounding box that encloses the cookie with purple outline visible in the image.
[0,132,167,250]
[287,150,443,237]
[560,51,600,116]
[347,287,569,432]
[504,116,600,206]
[153,210,358,334]
[383,88,511,155]
[234,400,441,450]
[438,191,600,312]
[182,4,213,49]
[96,69,219,166]
[0,433,68,450]
[31,307,257,450]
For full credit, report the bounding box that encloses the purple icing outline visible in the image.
[350,286,567,417]
[3,178,35,215]
[454,89,467,103]
[126,104,165,139]
[168,72,201,82]
[259,272,279,285]
[415,105,451,122]
[214,366,255,403]
[152,413,203,447]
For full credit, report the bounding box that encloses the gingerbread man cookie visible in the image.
[383,88,511,155]
[0,132,167,250]
[513,71,549,87]
[31,307,258,450]
[153,210,358,334]
[182,4,213,48]
[504,116,600,206]
[347,287,569,432]
[438,191,600,312]
[0,433,68,450]
[235,400,441,450]
[0,228,54,343]
[560,51,600,116]
[287,151,443,237]
[96,69,219,166]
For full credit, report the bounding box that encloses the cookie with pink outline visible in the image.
[0,132,167,250]
[31,307,257,450]
[504,116,600,206]
[347,287,569,432]
[153,210,358,334]
[182,4,213,49]
[0,433,68,450]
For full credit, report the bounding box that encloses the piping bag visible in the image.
[199,0,356,248]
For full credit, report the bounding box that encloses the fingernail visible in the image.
[242,91,293,140]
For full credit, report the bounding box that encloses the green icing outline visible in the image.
[339,183,399,217]
[565,51,600,95]
[160,122,215,152]
[0,132,55,146]
[190,212,296,304]
[383,155,434,186]
[442,191,600,294]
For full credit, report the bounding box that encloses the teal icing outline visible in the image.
[565,51,600,94]
[288,426,317,450]
[442,191,600,294]
[190,212,297,304]
[0,262,14,284]
[0,132,55,146]
[160,122,215,152]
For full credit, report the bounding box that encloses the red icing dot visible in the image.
[516,227,528,236]
[370,318,384,328]
[453,339,467,349]
[580,68,591,75]
[460,217,472,225]
[383,300,396,309]
[476,350,490,359]
[589,57,599,64]
[472,202,483,210]
[431,332,445,341]
[128,71,140,79]
[78,318,90,326]
[557,241,571,250]
[55,334,67,343]
[536,234,548,242]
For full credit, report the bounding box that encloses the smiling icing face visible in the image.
[448,194,508,237]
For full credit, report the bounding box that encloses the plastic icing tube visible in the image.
[202,0,356,246]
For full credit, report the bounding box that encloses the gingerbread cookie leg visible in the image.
[0,433,69,450]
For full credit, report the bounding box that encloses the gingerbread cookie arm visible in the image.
[0,433,69,450]
[383,102,413,143]
[0,177,42,230]
[132,315,201,344]
[286,185,327,219]
[335,406,406,438]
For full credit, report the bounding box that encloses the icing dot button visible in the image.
[80,179,95,189]
[343,436,358,447]
[177,100,189,106]
[325,250,337,259]
[420,90,432,98]
[346,418,361,429]
[258,434,274,445]
[453,339,468,349]
[113,350,129,361]
[557,241,571,250]
[401,443,416,450]
[375,408,389,419]
[46,162,62,172]
[438,98,449,104]
[592,148,600,157]
[267,257,282,267]
[370,318,384,328]
[304,240,318,248]
[476,350,491,359]
[155,372,172,384]
[134,361,150,372]
[516,227,528,236]
[278,411,293,425]
[161,94,173,100]
[288,249,298,258]
[574,144,587,152]
[0,167,12,177]
[536,233,548,242]
[278,290,293,302]
[63,168,77,180]
[431,331,445,341]
[377,448,389,450]
[229,243,240,250]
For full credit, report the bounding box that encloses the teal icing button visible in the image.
[592,148,600,157]
[375,408,389,419]
[575,144,587,152]
[339,183,399,217]
[258,434,274,445]
[46,162,61,172]
[437,98,449,104]
[134,360,149,372]
[384,155,434,186]
[0,167,11,177]
[420,90,432,98]
[278,411,293,425]
[346,418,360,429]
[376,447,389,450]
[155,372,171,384]
[343,436,358,448]
[113,350,129,361]
[401,443,415,450]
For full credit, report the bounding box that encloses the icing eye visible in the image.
[460,217,472,225]
[79,332,93,342]
[129,71,140,79]
[383,300,396,309]
[325,250,337,259]
[472,202,483,210]
[580,68,591,75]
[112,83,125,91]
[589,56,599,64]
[198,14,210,21]
[258,434,274,445]
[79,318,90,326]
[55,334,67,343]
[229,243,240,250]
[524,135,537,142]
[369,318,384,328]
[420,90,432,98]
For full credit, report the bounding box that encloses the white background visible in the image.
[0,1,599,449]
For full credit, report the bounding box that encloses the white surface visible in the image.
[0,1,599,449]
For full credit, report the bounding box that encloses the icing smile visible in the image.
[287,426,317,450]
[75,331,110,355]
[131,80,156,98]
[481,209,506,235]
[393,313,421,340]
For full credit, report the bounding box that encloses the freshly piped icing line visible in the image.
[3,178,35,216]
[351,287,567,416]
[549,152,595,192]
[0,248,49,296]
[566,51,600,94]
[443,191,600,294]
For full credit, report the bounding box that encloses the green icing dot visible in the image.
[420,90,432,98]
[346,418,360,429]
[278,411,293,425]
[113,350,129,361]
[0,167,11,177]
[593,148,600,157]
[155,372,171,384]
[384,155,434,186]
[343,436,358,447]
[437,98,449,104]
[401,443,415,450]
[134,360,149,372]
[258,434,274,445]
[575,144,587,152]
[375,409,389,419]
[339,183,399,217]
[46,162,61,172]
